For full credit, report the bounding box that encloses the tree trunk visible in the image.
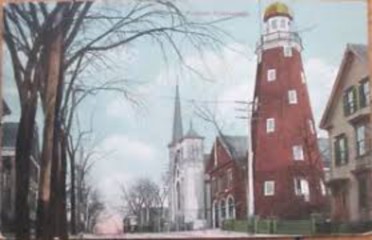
[59,131,68,240]
[36,14,63,240]
[15,98,38,240]
[69,146,77,235]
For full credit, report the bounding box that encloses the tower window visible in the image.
[292,145,304,161]
[258,51,262,63]
[264,181,275,196]
[288,90,298,104]
[284,46,292,57]
[266,118,275,133]
[271,19,277,30]
[301,72,306,84]
[280,19,286,29]
[308,119,315,134]
[267,69,276,82]
[294,178,310,202]
[320,180,327,196]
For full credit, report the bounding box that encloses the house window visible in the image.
[301,72,306,84]
[267,69,276,82]
[266,118,275,133]
[334,134,348,166]
[359,78,370,108]
[227,169,233,188]
[264,181,275,196]
[358,177,368,209]
[284,46,292,57]
[308,119,315,134]
[292,145,304,161]
[343,87,357,116]
[294,178,310,201]
[288,90,298,104]
[355,123,367,157]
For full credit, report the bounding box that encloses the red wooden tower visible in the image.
[251,2,326,219]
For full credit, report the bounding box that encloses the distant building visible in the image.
[205,135,248,228]
[168,85,206,230]
[318,138,332,182]
[1,122,40,232]
[124,207,169,233]
[251,2,327,219]
[320,44,371,222]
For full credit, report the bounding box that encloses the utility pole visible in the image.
[235,101,255,219]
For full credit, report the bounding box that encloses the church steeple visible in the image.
[171,84,183,144]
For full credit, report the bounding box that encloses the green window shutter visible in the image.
[343,94,349,116]
[344,136,349,164]
[353,86,358,112]
[359,84,366,108]
[334,140,340,166]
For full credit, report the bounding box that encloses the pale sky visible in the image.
[3,0,367,227]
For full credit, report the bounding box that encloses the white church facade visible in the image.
[168,85,207,230]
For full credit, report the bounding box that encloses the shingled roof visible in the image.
[219,135,248,162]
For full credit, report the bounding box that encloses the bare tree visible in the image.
[193,102,225,134]
[85,189,105,233]
[4,1,235,239]
[120,178,161,229]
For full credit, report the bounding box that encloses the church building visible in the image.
[168,85,206,230]
[251,2,327,219]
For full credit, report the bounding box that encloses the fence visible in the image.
[222,218,372,236]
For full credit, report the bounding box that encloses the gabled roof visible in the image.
[218,135,248,162]
[319,44,368,129]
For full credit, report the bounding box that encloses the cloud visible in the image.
[304,57,338,132]
[98,134,157,164]
[92,134,158,206]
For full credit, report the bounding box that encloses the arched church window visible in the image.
[227,196,235,219]
[176,182,181,210]
[220,199,226,219]
[213,201,219,228]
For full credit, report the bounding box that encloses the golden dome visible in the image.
[264,2,292,21]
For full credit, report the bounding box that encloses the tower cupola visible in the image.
[256,2,302,60]
[263,2,293,34]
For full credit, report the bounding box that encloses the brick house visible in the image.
[320,44,371,222]
[205,135,248,228]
